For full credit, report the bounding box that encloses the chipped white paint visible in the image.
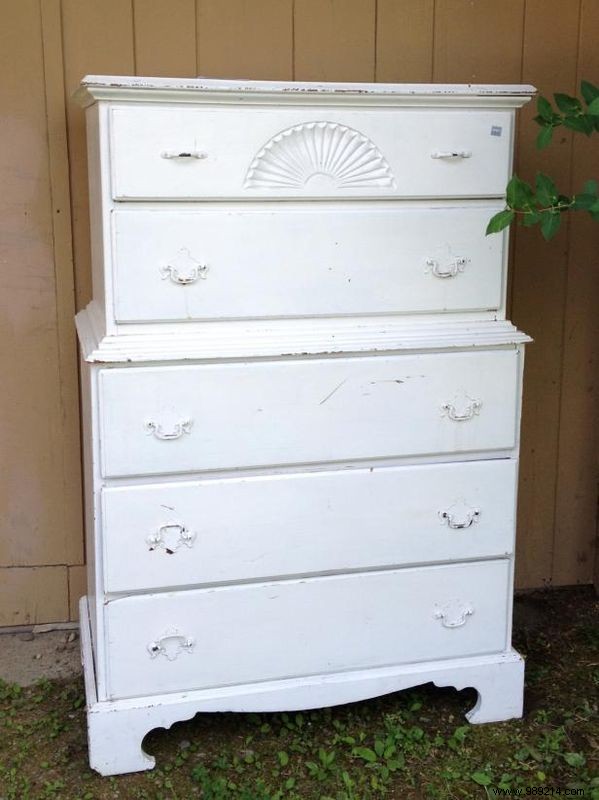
[75,76,532,776]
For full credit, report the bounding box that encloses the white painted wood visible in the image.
[98,349,520,478]
[102,459,517,593]
[80,596,524,777]
[75,76,530,775]
[74,75,536,108]
[77,308,531,362]
[110,106,514,200]
[112,203,506,323]
[103,560,510,700]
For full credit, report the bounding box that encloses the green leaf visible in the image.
[486,209,515,235]
[374,739,385,757]
[540,210,561,240]
[353,746,378,763]
[583,179,598,195]
[471,771,493,786]
[564,752,586,768]
[581,80,599,106]
[535,172,558,206]
[572,193,597,210]
[277,751,289,767]
[563,115,595,135]
[537,95,553,122]
[588,96,599,115]
[522,211,542,227]
[554,93,582,114]
[506,175,534,209]
[537,125,554,149]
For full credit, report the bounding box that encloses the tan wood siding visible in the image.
[0,0,596,624]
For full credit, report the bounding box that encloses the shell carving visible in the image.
[244,121,395,190]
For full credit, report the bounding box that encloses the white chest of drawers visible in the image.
[74,76,534,776]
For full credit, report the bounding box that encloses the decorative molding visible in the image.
[73,76,536,109]
[76,305,532,363]
[245,122,394,190]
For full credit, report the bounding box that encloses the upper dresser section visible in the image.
[76,76,534,202]
[74,77,535,362]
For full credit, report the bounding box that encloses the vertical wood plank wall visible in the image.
[1,0,597,625]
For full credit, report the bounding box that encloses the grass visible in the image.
[0,587,597,800]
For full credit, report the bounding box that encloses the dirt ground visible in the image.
[0,628,81,687]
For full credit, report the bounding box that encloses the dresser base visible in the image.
[80,597,524,776]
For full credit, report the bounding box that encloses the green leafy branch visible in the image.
[487,81,599,240]
[535,80,599,149]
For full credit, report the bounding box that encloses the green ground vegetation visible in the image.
[0,587,597,800]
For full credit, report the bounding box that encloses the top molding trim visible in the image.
[74,75,536,109]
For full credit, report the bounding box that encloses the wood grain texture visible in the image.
[61,0,135,310]
[0,0,82,568]
[375,0,434,83]
[553,0,599,585]
[133,0,197,77]
[0,567,68,626]
[433,0,525,83]
[197,0,292,80]
[510,0,581,588]
[294,0,376,81]
[68,565,87,621]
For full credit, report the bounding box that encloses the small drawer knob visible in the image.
[439,500,481,530]
[160,264,209,285]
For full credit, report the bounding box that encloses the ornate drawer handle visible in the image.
[161,150,207,160]
[147,630,195,661]
[431,150,472,159]
[160,264,209,285]
[145,419,193,440]
[440,398,482,422]
[425,257,468,279]
[147,523,196,553]
[433,601,474,628]
[439,507,481,529]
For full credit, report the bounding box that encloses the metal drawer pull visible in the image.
[147,523,196,553]
[439,503,481,529]
[440,398,482,422]
[433,601,474,628]
[161,150,207,160]
[145,419,193,440]
[425,256,468,279]
[147,630,195,661]
[431,150,472,159]
[160,264,209,285]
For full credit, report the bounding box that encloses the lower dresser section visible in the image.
[101,459,517,593]
[103,560,510,701]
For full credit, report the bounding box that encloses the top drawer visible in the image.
[109,106,513,200]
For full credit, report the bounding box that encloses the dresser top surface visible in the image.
[75,75,536,108]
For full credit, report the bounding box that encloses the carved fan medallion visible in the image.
[244,121,395,189]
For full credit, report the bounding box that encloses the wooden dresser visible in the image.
[74,76,534,776]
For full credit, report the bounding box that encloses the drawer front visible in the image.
[112,203,505,323]
[98,350,520,478]
[109,106,513,200]
[102,460,517,593]
[104,560,510,699]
